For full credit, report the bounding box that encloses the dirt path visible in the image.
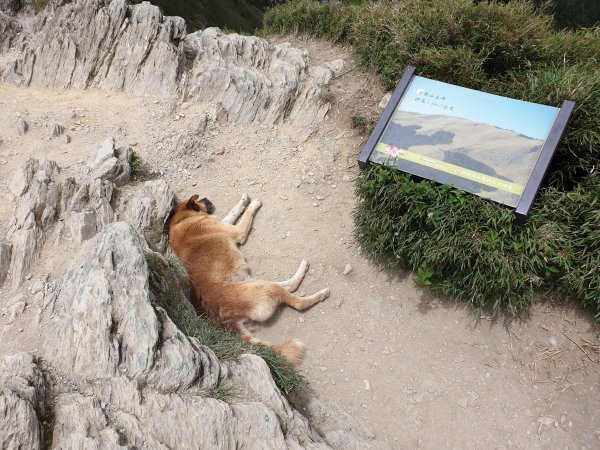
[0,37,599,449]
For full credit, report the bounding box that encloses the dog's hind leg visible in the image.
[222,193,250,224]
[276,260,309,292]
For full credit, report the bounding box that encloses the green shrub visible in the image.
[354,165,600,318]
[264,0,355,42]
[145,252,307,396]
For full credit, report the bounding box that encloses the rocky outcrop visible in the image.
[39,222,327,448]
[0,353,44,450]
[87,137,132,187]
[0,0,24,14]
[5,158,61,289]
[0,139,129,289]
[2,0,338,127]
[182,28,333,125]
[4,0,186,95]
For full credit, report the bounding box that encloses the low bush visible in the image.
[354,166,599,318]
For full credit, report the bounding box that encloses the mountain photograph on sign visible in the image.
[369,76,559,207]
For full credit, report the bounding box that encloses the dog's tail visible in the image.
[235,321,305,364]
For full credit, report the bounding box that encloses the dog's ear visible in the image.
[186,195,201,211]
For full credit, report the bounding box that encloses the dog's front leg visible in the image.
[228,198,262,244]
[222,193,250,225]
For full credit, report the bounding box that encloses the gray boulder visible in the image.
[87,137,132,187]
[0,353,44,450]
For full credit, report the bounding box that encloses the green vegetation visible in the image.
[351,114,375,135]
[133,0,270,33]
[32,0,49,11]
[145,252,307,396]
[264,0,600,318]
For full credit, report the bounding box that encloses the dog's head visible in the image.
[163,194,215,235]
[185,194,215,215]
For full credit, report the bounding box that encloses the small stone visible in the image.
[17,117,29,135]
[343,264,353,275]
[49,123,65,138]
[279,194,288,201]
[316,195,325,200]
[549,336,558,349]
[537,417,554,427]
[62,134,71,144]
[353,330,363,338]
[378,92,392,109]
[69,111,79,120]
[25,274,32,281]
[216,147,225,155]
[342,175,351,182]
[307,187,315,194]
[312,202,319,207]
[364,380,371,391]
[468,390,479,405]
[298,317,305,323]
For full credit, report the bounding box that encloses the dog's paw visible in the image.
[250,199,262,211]
[316,287,330,302]
[240,192,250,206]
[299,259,309,273]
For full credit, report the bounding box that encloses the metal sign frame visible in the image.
[358,66,575,220]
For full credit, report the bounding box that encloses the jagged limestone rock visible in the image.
[0,241,12,285]
[118,179,177,252]
[5,159,60,288]
[16,116,28,135]
[4,0,185,95]
[0,0,23,14]
[2,1,336,127]
[87,137,132,187]
[48,122,64,138]
[2,156,118,288]
[183,28,332,125]
[0,353,44,450]
[1,179,384,448]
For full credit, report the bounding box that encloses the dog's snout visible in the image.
[201,198,215,215]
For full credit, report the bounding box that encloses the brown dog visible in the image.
[166,193,330,363]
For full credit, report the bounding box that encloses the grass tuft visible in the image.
[145,252,308,396]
